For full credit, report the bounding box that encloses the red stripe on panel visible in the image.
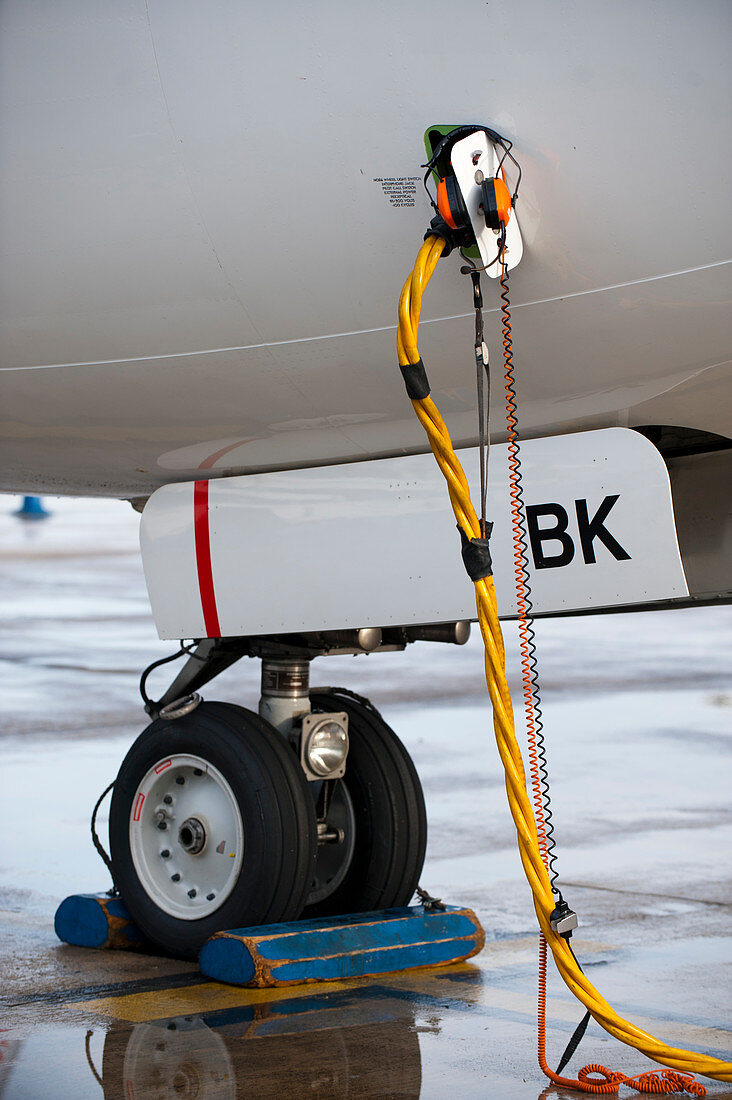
[193,480,222,638]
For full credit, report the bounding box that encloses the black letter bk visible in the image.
[527,497,631,569]
[526,504,575,569]
[575,495,630,564]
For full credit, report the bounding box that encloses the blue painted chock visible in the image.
[199,905,485,987]
[54,893,147,950]
[14,495,50,519]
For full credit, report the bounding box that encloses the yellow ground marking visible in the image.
[76,976,366,1023]
[68,936,732,1056]
[66,936,573,1023]
[75,957,495,1024]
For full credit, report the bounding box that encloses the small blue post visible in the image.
[14,495,50,519]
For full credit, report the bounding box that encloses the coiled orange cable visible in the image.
[500,260,553,873]
[397,233,731,1093]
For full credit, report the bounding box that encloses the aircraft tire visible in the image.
[109,701,316,958]
[302,689,427,918]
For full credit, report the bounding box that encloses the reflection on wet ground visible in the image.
[1,498,731,1098]
[3,945,732,1099]
[7,981,429,1099]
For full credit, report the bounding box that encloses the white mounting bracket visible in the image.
[450,130,523,276]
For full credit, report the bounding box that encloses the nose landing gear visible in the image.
[108,625,467,956]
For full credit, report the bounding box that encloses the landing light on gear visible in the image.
[300,714,349,780]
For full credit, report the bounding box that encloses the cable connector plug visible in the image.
[550,898,578,939]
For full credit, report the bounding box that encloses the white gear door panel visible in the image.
[140,428,688,640]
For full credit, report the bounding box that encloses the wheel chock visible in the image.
[54,893,147,951]
[199,905,485,987]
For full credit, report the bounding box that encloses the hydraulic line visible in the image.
[396,233,732,1091]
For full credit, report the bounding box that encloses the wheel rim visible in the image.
[307,781,356,906]
[129,754,244,920]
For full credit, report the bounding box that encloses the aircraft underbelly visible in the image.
[0,0,730,495]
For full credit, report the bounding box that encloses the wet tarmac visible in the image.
[1,496,731,1098]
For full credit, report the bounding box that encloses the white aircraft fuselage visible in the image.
[1,0,729,498]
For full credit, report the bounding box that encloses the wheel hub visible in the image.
[178,817,206,854]
[128,754,244,920]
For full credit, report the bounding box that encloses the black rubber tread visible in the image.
[303,689,427,918]
[210,701,317,924]
[109,701,316,958]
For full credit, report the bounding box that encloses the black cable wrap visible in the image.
[457,523,494,581]
[399,358,431,400]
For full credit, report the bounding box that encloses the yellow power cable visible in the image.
[397,234,732,1086]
